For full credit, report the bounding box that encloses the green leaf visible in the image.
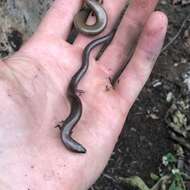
[169,175,186,190]
[150,173,160,181]
[165,153,177,163]
[169,180,177,190]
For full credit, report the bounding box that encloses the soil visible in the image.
[0,0,190,190]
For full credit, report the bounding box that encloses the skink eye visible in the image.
[74,0,108,35]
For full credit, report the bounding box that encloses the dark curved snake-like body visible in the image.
[57,1,130,153]
[58,33,115,153]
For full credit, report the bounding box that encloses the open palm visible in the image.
[0,0,167,190]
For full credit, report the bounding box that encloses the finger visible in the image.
[116,12,168,109]
[36,0,82,39]
[74,0,127,49]
[99,0,159,76]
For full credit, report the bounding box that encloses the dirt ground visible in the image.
[0,0,189,190]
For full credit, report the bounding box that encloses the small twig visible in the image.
[118,176,150,190]
[103,174,117,183]
[181,172,190,180]
[170,132,190,150]
[161,14,190,53]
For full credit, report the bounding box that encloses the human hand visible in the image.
[0,0,167,189]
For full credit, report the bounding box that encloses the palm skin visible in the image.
[0,0,167,190]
